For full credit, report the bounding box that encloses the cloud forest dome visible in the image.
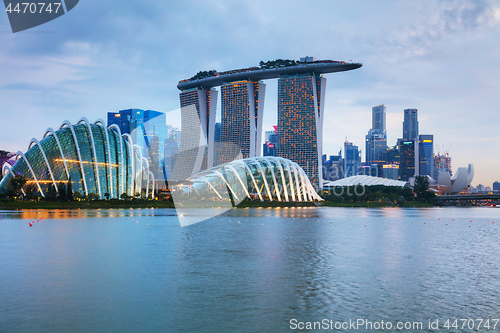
[176,156,323,202]
[0,118,154,199]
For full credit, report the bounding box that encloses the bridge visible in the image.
[435,194,500,202]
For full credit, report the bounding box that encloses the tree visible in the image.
[87,192,99,201]
[47,183,57,201]
[58,182,67,201]
[104,192,110,200]
[120,192,129,200]
[67,179,74,201]
[413,176,429,201]
[10,175,26,198]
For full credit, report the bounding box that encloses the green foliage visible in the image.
[259,59,297,69]
[323,185,415,205]
[413,176,435,202]
[87,192,99,201]
[189,70,217,81]
[67,179,74,201]
[9,175,26,198]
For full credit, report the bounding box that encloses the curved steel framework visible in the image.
[0,119,154,199]
[183,156,322,202]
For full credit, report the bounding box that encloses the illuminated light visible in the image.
[423,140,432,143]
[54,158,119,168]
[114,114,120,117]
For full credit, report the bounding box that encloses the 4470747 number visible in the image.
[5,3,62,14]
[443,319,499,330]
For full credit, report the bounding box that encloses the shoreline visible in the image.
[0,200,435,210]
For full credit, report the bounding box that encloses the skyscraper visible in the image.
[107,109,168,187]
[263,130,278,157]
[174,87,218,179]
[415,134,433,177]
[220,80,266,164]
[372,104,386,134]
[403,108,419,140]
[344,141,361,178]
[365,105,387,165]
[277,74,325,190]
[399,140,415,181]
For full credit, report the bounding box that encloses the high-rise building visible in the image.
[403,108,418,140]
[372,104,386,134]
[415,134,433,177]
[365,105,388,166]
[365,129,387,164]
[277,74,325,190]
[173,88,218,180]
[263,130,278,157]
[108,109,168,187]
[399,140,415,181]
[387,144,400,164]
[220,80,266,164]
[433,153,452,178]
[382,164,400,180]
[344,141,361,178]
[214,122,221,142]
[322,151,344,181]
[493,181,500,192]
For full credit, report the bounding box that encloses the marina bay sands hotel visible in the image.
[175,57,362,190]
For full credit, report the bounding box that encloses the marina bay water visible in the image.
[1,207,499,332]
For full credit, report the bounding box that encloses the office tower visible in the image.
[493,181,500,192]
[403,108,419,140]
[365,105,388,166]
[365,129,388,164]
[415,135,433,177]
[220,80,266,164]
[108,109,168,187]
[322,151,344,181]
[172,88,217,181]
[382,164,400,180]
[263,130,278,157]
[277,74,325,190]
[214,122,221,142]
[344,141,361,178]
[386,144,400,164]
[372,105,386,134]
[399,140,415,181]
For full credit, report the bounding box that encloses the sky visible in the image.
[1,0,499,186]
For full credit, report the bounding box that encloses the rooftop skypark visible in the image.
[177,57,362,90]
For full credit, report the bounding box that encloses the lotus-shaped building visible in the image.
[428,164,474,194]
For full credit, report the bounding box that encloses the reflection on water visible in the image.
[0,207,499,333]
[0,208,177,220]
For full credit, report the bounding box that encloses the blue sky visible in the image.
[1,0,499,186]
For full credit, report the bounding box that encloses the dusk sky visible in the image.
[1,0,499,186]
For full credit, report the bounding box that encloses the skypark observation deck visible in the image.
[177,61,362,90]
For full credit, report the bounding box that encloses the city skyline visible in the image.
[0,0,499,186]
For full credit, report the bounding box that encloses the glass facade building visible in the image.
[344,141,361,178]
[416,134,433,178]
[403,108,419,141]
[179,156,322,202]
[0,118,154,199]
[399,140,415,181]
[108,109,169,187]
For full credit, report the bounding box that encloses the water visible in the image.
[1,207,499,332]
